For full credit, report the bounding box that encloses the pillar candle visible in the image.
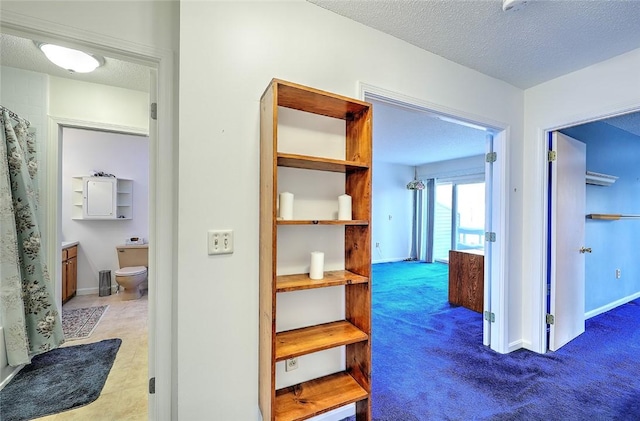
[279,192,294,220]
[338,194,352,220]
[309,251,324,280]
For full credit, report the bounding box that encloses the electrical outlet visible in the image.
[285,357,298,372]
[376,242,380,248]
[616,268,621,279]
[207,230,234,255]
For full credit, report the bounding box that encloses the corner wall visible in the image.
[372,162,414,263]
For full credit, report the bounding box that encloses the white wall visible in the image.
[372,162,414,263]
[179,1,523,419]
[418,154,485,180]
[49,77,149,131]
[522,48,640,353]
[61,127,149,294]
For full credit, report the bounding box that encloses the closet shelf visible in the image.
[587,214,640,220]
[276,270,368,292]
[585,171,617,186]
[275,372,368,421]
[275,320,368,361]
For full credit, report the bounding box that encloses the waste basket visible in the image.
[99,270,111,296]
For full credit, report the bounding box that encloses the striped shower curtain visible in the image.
[0,109,64,366]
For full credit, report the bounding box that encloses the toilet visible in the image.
[115,244,148,300]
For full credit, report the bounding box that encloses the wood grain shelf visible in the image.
[277,153,369,173]
[587,214,622,220]
[275,372,368,421]
[260,78,372,420]
[276,270,369,292]
[587,214,640,220]
[277,219,368,226]
[276,320,368,361]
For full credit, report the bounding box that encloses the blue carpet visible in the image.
[0,338,121,421]
[346,261,640,420]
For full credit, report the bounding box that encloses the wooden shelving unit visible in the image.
[260,79,372,421]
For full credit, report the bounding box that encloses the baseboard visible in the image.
[372,257,407,264]
[508,339,524,353]
[310,404,354,420]
[585,291,640,319]
[76,286,118,296]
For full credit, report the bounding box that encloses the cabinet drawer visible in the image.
[63,245,77,260]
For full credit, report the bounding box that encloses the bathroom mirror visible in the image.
[85,178,116,217]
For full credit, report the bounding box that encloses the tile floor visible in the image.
[36,292,148,420]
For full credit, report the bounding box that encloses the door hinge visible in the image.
[484,311,495,323]
[150,102,158,120]
[149,377,156,394]
[548,150,557,162]
[485,232,496,242]
[485,152,497,163]
[546,314,555,325]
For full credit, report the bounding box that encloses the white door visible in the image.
[548,132,586,351]
[147,68,157,419]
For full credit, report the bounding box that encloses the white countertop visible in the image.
[61,241,79,249]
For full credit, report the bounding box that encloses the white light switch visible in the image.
[208,230,234,255]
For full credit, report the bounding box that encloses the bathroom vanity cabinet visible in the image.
[72,176,132,220]
[62,244,77,303]
[259,79,372,421]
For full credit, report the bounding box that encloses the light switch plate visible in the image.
[208,230,234,255]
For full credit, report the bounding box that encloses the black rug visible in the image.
[0,338,121,421]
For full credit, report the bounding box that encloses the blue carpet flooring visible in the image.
[347,261,640,420]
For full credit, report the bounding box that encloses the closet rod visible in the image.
[0,105,31,127]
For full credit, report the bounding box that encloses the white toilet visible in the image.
[115,244,148,300]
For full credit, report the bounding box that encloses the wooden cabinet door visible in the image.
[67,256,77,298]
[62,249,68,302]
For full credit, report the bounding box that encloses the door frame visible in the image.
[535,105,640,353]
[358,82,511,353]
[0,12,176,419]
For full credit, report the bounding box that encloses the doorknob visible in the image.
[580,247,592,253]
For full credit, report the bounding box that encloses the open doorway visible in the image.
[545,111,640,352]
[0,28,167,418]
[361,84,508,352]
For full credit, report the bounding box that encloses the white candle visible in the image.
[309,251,324,280]
[338,194,352,220]
[279,192,294,220]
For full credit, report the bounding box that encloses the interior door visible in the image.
[548,132,586,351]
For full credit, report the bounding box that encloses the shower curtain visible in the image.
[0,109,64,366]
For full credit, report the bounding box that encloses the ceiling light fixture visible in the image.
[36,42,104,73]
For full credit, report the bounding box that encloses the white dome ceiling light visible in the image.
[36,42,104,73]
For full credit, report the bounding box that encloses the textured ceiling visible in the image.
[372,99,487,166]
[1,6,638,166]
[0,33,150,92]
[308,0,640,89]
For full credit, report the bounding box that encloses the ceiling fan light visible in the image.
[38,43,103,73]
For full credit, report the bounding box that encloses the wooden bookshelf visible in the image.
[260,78,372,421]
[276,270,368,292]
[275,372,368,421]
[276,320,368,361]
[276,220,368,226]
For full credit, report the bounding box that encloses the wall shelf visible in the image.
[587,214,640,220]
[585,171,617,186]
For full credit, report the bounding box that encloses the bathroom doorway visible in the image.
[0,23,174,416]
